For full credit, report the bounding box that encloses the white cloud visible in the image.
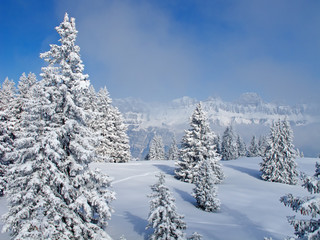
[56,0,201,101]
[54,0,320,105]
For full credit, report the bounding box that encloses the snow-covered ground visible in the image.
[95,157,318,240]
[0,157,318,240]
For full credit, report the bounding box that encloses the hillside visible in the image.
[90,157,318,240]
[0,157,318,239]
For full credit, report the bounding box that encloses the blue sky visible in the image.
[1,0,319,105]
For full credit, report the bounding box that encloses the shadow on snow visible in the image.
[124,211,151,240]
[154,164,176,176]
[221,204,278,240]
[174,188,197,207]
[225,164,262,180]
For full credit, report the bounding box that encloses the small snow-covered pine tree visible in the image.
[258,135,268,157]
[168,136,179,161]
[3,13,115,239]
[260,119,298,185]
[193,158,221,212]
[175,103,224,183]
[236,135,247,157]
[146,135,165,160]
[92,87,131,163]
[188,232,203,240]
[221,125,238,160]
[280,162,320,239]
[247,136,259,157]
[147,172,186,240]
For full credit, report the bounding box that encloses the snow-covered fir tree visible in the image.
[220,125,238,160]
[193,158,221,212]
[258,135,268,157]
[0,78,16,139]
[188,232,203,240]
[247,136,259,157]
[175,103,224,183]
[214,135,221,155]
[147,172,186,240]
[0,109,12,196]
[0,78,15,109]
[91,87,131,163]
[108,105,131,162]
[0,78,16,162]
[315,162,320,177]
[260,119,298,185]
[236,135,247,157]
[296,148,304,158]
[280,162,320,239]
[12,73,38,133]
[0,73,37,166]
[0,78,16,196]
[146,135,165,160]
[168,136,179,161]
[3,13,115,239]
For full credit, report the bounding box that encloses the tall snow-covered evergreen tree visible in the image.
[0,78,16,195]
[91,87,131,163]
[0,108,13,196]
[260,119,298,185]
[13,73,38,133]
[0,78,16,161]
[147,172,186,240]
[0,78,16,140]
[168,136,179,161]
[146,135,165,160]
[214,135,221,155]
[108,104,131,162]
[280,162,320,239]
[193,158,221,212]
[247,136,259,157]
[3,13,115,239]
[175,103,224,183]
[236,135,247,157]
[220,125,238,160]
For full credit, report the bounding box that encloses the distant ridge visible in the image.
[113,93,319,159]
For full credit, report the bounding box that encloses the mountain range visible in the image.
[113,93,320,159]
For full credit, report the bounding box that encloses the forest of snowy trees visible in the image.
[0,12,317,240]
[0,14,130,239]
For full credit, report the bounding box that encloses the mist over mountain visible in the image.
[113,93,320,159]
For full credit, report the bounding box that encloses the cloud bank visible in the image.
[55,0,320,104]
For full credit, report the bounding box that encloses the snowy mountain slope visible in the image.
[114,93,315,130]
[89,157,319,240]
[113,93,320,158]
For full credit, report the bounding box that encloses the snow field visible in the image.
[92,157,318,240]
[0,157,316,239]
